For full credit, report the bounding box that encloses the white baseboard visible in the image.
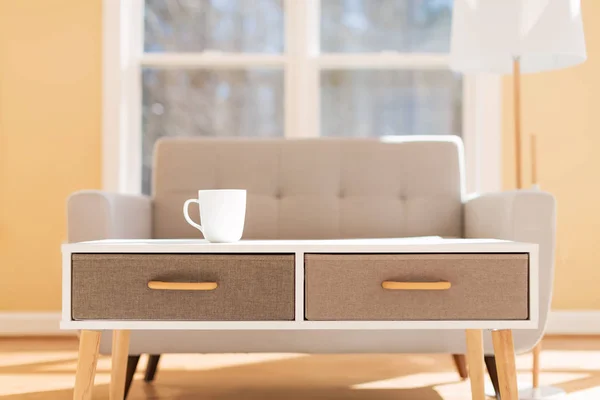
[0,311,599,336]
[0,312,74,336]
[546,311,600,335]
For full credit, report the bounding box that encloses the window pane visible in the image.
[142,68,284,194]
[321,0,452,53]
[321,70,461,137]
[144,0,284,53]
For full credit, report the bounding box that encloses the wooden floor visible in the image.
[1,335,600,399]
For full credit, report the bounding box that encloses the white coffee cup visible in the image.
[183,189,247,243]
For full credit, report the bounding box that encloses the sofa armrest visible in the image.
[67,190,152,243]
[464,189,556,352]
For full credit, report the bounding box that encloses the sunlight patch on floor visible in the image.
[566,386,600,399]
[39,353,308,374]
[537,351,600,371]
[4,337,600,399]
[0,352,78,368]
[433,377,474,400]
[352,372,461,389]
[353,371,589,392]
[532,372,590,387]
[148,353,307,372]
[0,373,109,396]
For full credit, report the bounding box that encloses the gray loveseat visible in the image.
[67,136,556,397]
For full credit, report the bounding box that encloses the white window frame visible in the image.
[103,0,501,195]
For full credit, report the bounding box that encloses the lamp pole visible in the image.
[513,57,523,189]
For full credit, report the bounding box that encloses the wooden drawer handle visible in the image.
[382,281,451,290]
[147,281,218,291]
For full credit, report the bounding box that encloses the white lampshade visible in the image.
[450,0,587,74]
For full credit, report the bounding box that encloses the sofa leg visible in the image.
[452,354,469,380]
[144,354,161,382]
[125,355,140,398]
[485,355,501,400]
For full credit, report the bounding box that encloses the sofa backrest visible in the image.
[152,137,465,239]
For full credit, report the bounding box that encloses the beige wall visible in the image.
[502,0,600,309]
[0,0,598,312]
[0,0,102,311]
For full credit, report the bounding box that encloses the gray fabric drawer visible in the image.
[72,254,295,321]
[305,253,528,321]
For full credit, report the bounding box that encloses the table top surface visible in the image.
[62,237,537,254]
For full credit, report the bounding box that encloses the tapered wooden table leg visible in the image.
[465,329,485,400]
[110,330,131,400]
[74,330,101,400]
[492,329,519,400]
[532,341,541,388]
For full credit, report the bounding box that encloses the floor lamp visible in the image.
[449,1,586,399]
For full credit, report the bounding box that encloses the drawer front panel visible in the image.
[72,254,295,321]
[305,254,528,321]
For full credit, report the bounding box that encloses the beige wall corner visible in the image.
[0,1,102,311]
[502,0,600,309]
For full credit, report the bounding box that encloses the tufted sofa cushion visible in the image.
[152,137,465,240]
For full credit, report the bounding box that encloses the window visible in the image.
[104,0,500,195]
[319,1,460,138]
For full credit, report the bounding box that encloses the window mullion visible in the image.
[462,75,477,194]
[122,0,144,194]
[283,0,297,138]
[318,53,450,70]
[285,0,319,138]
[308,0,320,137]
[140,53,287,68]
[102,0,122,192]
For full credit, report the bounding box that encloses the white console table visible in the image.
[62,238,538,400]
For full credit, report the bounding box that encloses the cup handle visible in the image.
[183,199,203,233]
